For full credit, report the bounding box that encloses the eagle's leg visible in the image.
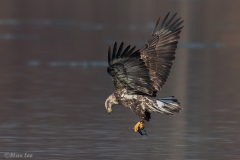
[133,121,144,132]
[133,110,150,132]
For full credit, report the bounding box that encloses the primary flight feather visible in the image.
[105,12,184,134]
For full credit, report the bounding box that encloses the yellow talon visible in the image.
[133,122,144,132]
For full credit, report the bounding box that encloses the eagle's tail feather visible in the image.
[156,96,182,115]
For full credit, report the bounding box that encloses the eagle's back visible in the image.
[114,92,182,117]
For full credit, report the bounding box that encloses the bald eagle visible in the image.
[105,13,183,134]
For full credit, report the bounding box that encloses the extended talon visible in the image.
[133,121,144,132]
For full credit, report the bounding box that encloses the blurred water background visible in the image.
[0,0,240,159]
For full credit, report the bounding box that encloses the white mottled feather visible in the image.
[156,100,173,115]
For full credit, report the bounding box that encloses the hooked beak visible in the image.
[107,107,112,114]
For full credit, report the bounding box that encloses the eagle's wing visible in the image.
[140,12,184,92]
[107,13,183,96]
[107,42,155,96]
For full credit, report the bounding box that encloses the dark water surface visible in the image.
[0,0,240,160]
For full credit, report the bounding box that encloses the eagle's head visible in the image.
[105,94,118,114]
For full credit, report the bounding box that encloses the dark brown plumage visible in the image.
[105,12,183,134]
[107,12,183,97]
[140,12,184,92]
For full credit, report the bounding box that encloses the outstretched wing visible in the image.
[140,12,184,92]
[107,42,155,96]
